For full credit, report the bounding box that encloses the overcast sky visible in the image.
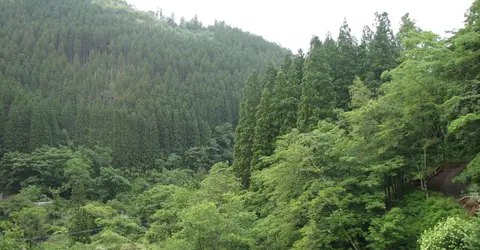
[128,0,474,51]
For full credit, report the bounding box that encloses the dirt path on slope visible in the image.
[410,164,476,214]
[427,164,468,198]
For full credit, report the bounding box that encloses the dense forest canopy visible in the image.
[0,0,287,174]
[0,0,480,249]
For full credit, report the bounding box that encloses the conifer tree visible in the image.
[4,94,32,153]
[357,25,374,80]
[250,64,278,172]
[172,109,187,153]
[160,108,174,154]
[198,119,211,145]
[323,33,339,61]
[45,99,60,145]
[232,72,264,188]
[0,100,4,156]
[74,106,92,147]
[297,42,335,132]
[29,102,53,150]
[368,12,399,90]
[272,54,303,136]
[140,113,160,171]
[0,0,286,163]
[335,19,358,110]
[186,109,201,147]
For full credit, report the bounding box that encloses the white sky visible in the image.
[128,0,474,51]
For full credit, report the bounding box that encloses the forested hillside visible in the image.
[230,4,480,249]
[1,0,480,249]
[0,0,286,173]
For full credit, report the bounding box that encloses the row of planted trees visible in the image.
[0,0,286,173]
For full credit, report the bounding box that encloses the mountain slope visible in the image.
[0,0,287,171]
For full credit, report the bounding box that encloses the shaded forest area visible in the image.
[0,0,480,249]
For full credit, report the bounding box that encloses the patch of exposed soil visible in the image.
[425,164,480,214]
[427,164,468,197]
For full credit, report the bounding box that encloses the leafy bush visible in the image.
[419,216,480,250]
[367,191,467,249]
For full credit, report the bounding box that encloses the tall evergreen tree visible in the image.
[74,106,91,147]
[0,100,5,156]
[357,25,374,80]
[44,98,60,146]
[232,72,264,188]
[139,112,160,171]
[186,109,201,147]
[323,32,339,61]
[4,94,32,153]
[297,42,335,132]
[172,109,187,153]
[29,102,53,150]
[335,19,358,110]
[367,12,399,90]
[271,54,303,136]
[250,64,278,172]
[322,33,344,108]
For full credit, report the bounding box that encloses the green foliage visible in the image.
[366,207,406,249]
[0,0,286,174]
[250,122,384,249]
[90,229,138,250]
[69,207,95,244]
[250,64,278,172]
[207,122,235,165]
[349,76,372,109]
[456,153,480,184]
[69,201,120,244]
[135,184,182,224]
[196,162,242,203]
[335,20,359,110]
[3,185,42,216]
[96,216,145,242]
[278,53,304,135]
[296,44,335,132]
[448,113,480,134]
[4,93,32,153]
[419,216,480,250]
[96,167,132,201]
[0,0,480,249]
[163,153,183,170]
[0,146,111,195]
[171,201,254,249]
[145,162,255,248]
[0,222,27,250]
[396,191,466,248]
[65,157,93,183]
[29,102,54,151]
[366,12,399,91]
[0,100,5,156]
[11,206,49,245]
[232,72,264,188]
[183,147,209,171]
[147,168,197,187]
